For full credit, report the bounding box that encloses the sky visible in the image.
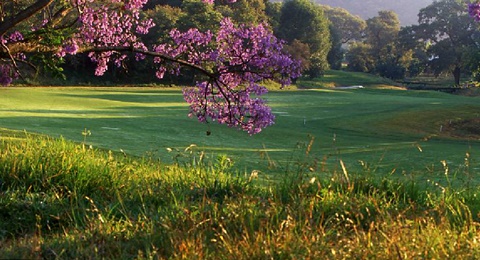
[315,0,435,25]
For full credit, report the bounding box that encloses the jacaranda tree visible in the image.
[0,0,301,135]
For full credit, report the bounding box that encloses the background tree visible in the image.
[315,0,433,26]
[326,24,343,69]
[282,39,311,76]
[415,0,480,86]
[467,1,480,85]
[321,5,366,44]
[276,0,331,78]
[176,0,223,32]
[321,5,366,69]
[346,42,375,73]
[345,10,410,79]
[463,45,480,83]
[216,0,268,25]
[265,1,282,31]
[144,5,183,44]
[396,25,429,77]
[365,10,401,62]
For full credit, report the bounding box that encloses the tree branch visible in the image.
[0,0,54,36]
[0,41,24,80]
[83,46,217,79]
[46,6,75,29]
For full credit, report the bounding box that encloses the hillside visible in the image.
[315,0,434,25]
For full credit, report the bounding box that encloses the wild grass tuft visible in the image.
[1,133,480,259]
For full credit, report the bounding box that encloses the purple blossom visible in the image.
[158,18,301,134]
[57,42,79,57]
[74,0,154,75]
[8,31,24,42]
[1,31,24,45]
[0,65,18,86]
[0,31,24,86]
[0,76,13,86]
[469,3,480,21]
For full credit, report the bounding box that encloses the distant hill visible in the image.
[315,0,434,25]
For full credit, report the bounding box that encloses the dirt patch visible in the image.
[441,118,480,139]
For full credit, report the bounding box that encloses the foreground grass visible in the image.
[1,133,480,259]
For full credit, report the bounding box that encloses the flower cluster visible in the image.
[74,0,154,75]
[57,41,79,58]
[2,31,24,43]
[157,18,301,134]
[0,64,18,86]
[182,82,276,135]
[469,2,480,21]
[0,31,25,86]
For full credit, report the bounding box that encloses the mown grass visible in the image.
[1,133,480,258]
[297,70,402,89]
[2,84,480,185]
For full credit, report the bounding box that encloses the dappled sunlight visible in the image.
[0,107,186,119]
[0,136,26,142]
[307,88,350,93]
[0,111,145,119]
[192,146,290,152]
[371,84,406,90]
[328,141,417,155]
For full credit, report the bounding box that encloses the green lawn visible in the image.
[297,69,401,88]
[1,84,480,186]
[2,74,480,258]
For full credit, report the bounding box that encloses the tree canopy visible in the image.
[344,10,410,79]
[276,0,331,77]
[415,0,479,85]
[320,5,366,44]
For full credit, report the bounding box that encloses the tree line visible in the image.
[315,0,434,25]
[1,0,479,87]
[279,0,480,86]
[339,0,480,86]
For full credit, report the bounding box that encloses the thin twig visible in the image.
[0,41,25,81]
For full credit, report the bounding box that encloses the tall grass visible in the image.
[1,133,480,259]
